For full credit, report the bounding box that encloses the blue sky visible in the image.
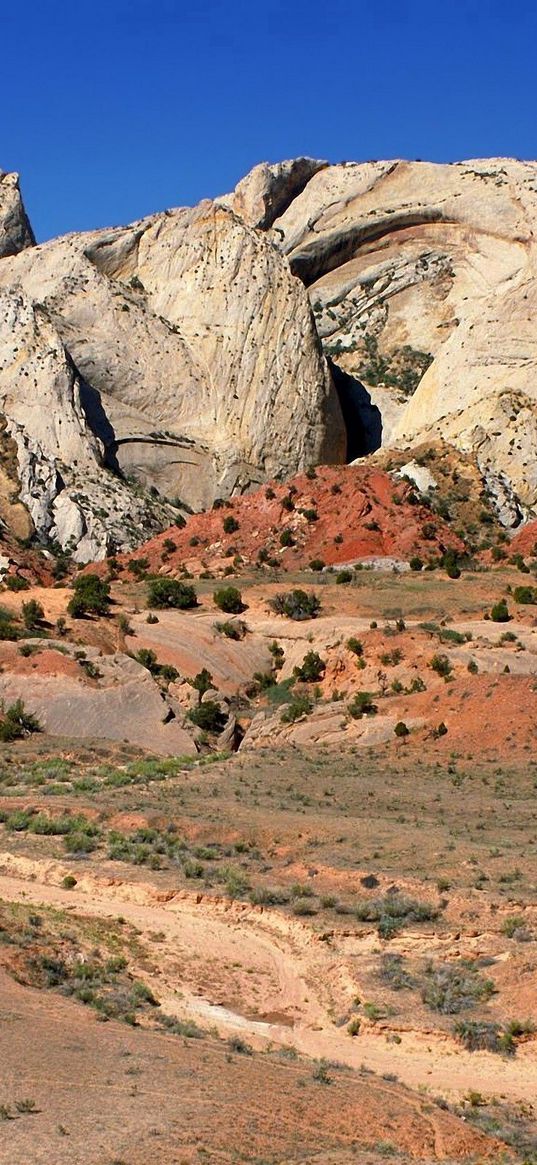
[4,0,537,241]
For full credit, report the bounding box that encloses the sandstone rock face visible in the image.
[0,288,174,560]
[218,157,327,229]
[0,641,198,756]
[226,156,537,521]
[0,183,345,556]
[0,171,35,258]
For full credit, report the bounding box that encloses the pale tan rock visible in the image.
[0,198,345,544]
[0,171,34,258]
[233,156,537,517]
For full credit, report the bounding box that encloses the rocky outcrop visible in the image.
[223,156,537,521]
[0,640,198,756]
[0,289,174,560]
[0,171,35,258]
[0,184,345,556]
[218,157,327,229]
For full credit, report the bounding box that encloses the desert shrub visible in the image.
[430,653,452,679]
[136,648,158,672]
[422,961,495,1014]
[347,637,364,657]
[293,651,326,683]
[0,699,41,742]
[300,508,318,522]
[269,590,321,621]
[441,549,461,579]
[227,1035,253,1055]
[513,585,537,604]
[336,569,353,584]
[21,599,45,631]
[127,557,150,580]
[68,574,111,618]
[379,953,416,991]
[490,599,510,623]
[348,692,377,718]
[223,515,239,535]
[214,619,246,640]
[279,529,294,547]
[0,607,19,641]
[355,894,438,938]
[188,701,226,732]
[309,559,325,572]
[380,648,403,666]
[213,586,244,614]
[4,575,30,591]
[432,721,448,738]
[188,668,214,699]
[281,694,313,723]
[162,538,177,554]
[453,1020,513,1055]
[394,721,409,738]
[409,556,423,572]
[293,897,318,916]
[147,578,197,609]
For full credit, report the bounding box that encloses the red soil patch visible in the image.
[0,535,54,587]
[110,465,465,578]
[396,672,537,761]
[509,519,537,558]
[0,644,81,680]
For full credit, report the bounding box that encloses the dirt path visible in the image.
[1,855,536,1105]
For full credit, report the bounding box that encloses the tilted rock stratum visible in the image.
[226,156,537,523]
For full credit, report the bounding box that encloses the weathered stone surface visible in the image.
[0,289,174,560]
[0,191,345,550]
[218,157,327,229]
[0,643,198,756]
[228,156,537,519]
[0,171,34,258]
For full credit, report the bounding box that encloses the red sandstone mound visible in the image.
[116,465,465,577]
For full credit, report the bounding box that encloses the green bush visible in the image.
[0,699,41,742]
[147,578,197,609]
[187,701,226,732]
[394,721,409,738]
[213,586,244,614]
[223,515,239,535]
[430,653,452,679]
[269,590,321,621]
[4,575,30,591]
[68,574,111,618]
[188,669,214,700]
[490,598,510,623]
[347,637,364,657]
[293,651,326,683]
[281,694,313,723]
[336,569,353,585]
[309,559,325,572]
[409,556,423,572]
[513,585,537,604]
[422,961,495,1014]
[348,692,377,719]
[279,529,294,547]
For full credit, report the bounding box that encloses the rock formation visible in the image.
[0,170,34,258]
[3,153,537,563]
[0,180,345,559]
[226,156,537,523]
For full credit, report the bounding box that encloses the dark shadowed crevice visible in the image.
[329,359,382,461]
[78,378,121,473]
